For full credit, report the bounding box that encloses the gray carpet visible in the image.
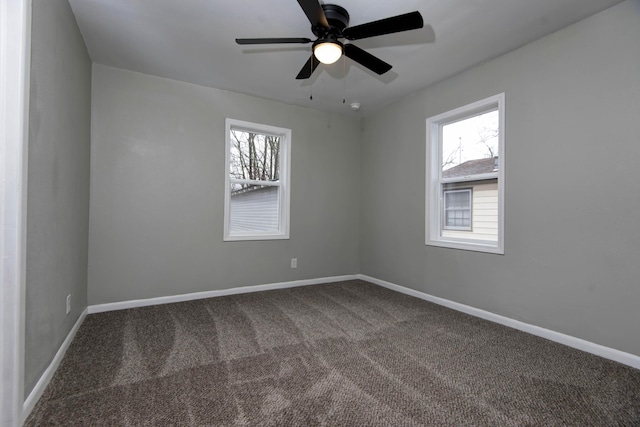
[26,280,640,426]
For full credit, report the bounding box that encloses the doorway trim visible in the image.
[1,0,31,425]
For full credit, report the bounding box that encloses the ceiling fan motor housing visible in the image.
[313,4,350,37]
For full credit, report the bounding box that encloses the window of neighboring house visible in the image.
[443,188,472,231]
[224,118,291,241]
[426,93,505,254]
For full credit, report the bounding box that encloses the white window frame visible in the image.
[443,188,473,231]
[426,93,505,254]
[224,118,291,241]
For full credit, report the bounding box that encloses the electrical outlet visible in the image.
[291,258,297,269]
[66,294,71,315]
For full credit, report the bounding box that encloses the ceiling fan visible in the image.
[235,0,424,79]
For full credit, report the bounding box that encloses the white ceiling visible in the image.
[68,0,623,116]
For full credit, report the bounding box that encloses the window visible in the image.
[443,188,472,231]
[426,93,505,254]
[224,119,291,241]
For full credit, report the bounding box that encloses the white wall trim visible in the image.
[22,309,88,422]
[425,93,505,255]
[358,274,640,370]
[1,0,31,426]
[89,275,359,314]
[223,118,292,242]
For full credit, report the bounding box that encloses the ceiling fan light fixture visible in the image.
[313,41,343,65]
[236,2,425,79]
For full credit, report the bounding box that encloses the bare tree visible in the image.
[442,115,499,171]
[230,130,280,190]
[442,145,461,169]
[476,126,498,158]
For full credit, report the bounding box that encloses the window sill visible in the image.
[224,233,289,242]
[426,238,504,255]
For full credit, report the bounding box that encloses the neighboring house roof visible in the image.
[443,156,498,178]
[231,183,275,196]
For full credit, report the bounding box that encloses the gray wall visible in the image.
[26,0,91,396]
[360,0,640,357]
[88,65,361,305]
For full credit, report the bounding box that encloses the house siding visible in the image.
[442,182,498,241]
[229,186,279,233]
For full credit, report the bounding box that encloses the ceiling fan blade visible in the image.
[295,54,320,80]
[296,0,329,29]
[236,38,312,45]
[344,44,392,75]
[343,11,424,40]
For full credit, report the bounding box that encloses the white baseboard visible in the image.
[22,308,88,422]
[88,275,359,314]
[358,274,640,370]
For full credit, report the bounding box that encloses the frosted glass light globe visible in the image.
[313,42,342,64]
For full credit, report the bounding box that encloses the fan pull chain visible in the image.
[342,56,347,104]
[310,58,314,101]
